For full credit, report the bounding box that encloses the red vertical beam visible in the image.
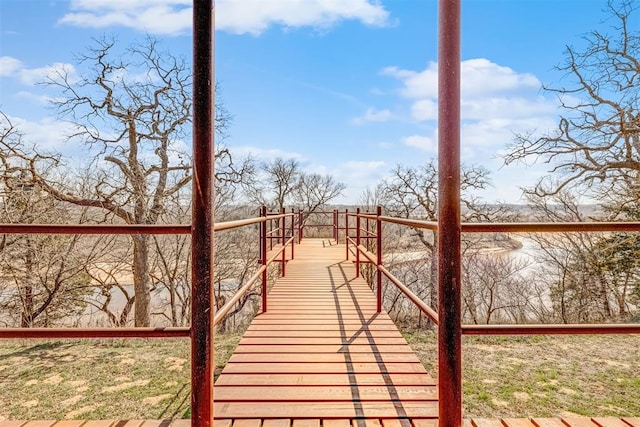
[261,206,268,313]
[269,212,273,250]
[376,205,382,313]
[290,208,295,259]
[299,210,303,243]
[365,215,370,252]
[281,207,286,276]
[191,0,215,425]
[345,209,349,260]
[333,209,337,242]
[356,208,361,277]
[438,0,462,426]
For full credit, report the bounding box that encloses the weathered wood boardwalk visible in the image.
[213,238,438,421]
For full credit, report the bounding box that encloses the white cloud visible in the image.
[17,63,78,86]
[58,0,390,36]
[403,134,436,153]
[352,107,391,125]
[5,115,80,154]
[332,160,387,203]
[0,57,77,87]
[383,58,557,163]
[411,99,437,121]
[384,58,540,100]
[0,56,22,77]
[230,146,305,162]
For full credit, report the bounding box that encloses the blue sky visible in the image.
[0,0,618,204]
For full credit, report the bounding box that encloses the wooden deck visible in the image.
[213,238,437,421]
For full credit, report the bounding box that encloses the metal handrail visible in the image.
[0,210,299,337]
[0,214,296,235]
[347,236,440,324]
[0,327,190,339]
[347,209,640,332]
[462,324,640,334]
[212,235,295,326]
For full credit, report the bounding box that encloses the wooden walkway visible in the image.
[213,238,438,422]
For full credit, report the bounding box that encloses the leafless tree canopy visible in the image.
[505,0,640,199]
[244,157,345,214]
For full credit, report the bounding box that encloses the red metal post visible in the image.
[438,0,462,426]
[345,209,349,260]
[334,209,338,242]
[281,207,286,277]
[290,208,295,259]
[366,215,370,252]
[299,210,303,242]
[376,206,382,313]
[356,208,361,278]
[269,212,273,250]
[191,0,215,425]
[261,206,268,313]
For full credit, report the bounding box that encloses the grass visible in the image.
[404,332,640,417]
[0,332,638,420]
[0,334,240,420]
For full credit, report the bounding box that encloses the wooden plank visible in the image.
[22,422,57,427]
[292,421,319,427]
[213,421,233,427]
[261,420,290,427]
[472,419,504,427]
[169,421,191,427]
[82,422,117,427]
[231,420,261,427]
[351,420,381,427]
[0,422,26,427]
[228,352,422,363]
[52,422,88,427]
[222,362,427,374]
[242,330,403,338]
[592,419,631,427]
[502,419,536,427]
[215,373,435,387]
[411,420,438,427]
[237,337,409,345]
[323,421,352,427]
[213,401,437,418]
[533,419,566,427]
[622,419,640,427]
[116,422,145,427]
[561,418,599,427]
[213,385,437,401]
[246,324,399,330]
[231,345,416,353]
[380,420,411,427]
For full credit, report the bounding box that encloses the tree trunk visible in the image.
[21,239,35,327]
[132,234,151,326]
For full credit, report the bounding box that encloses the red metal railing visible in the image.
[341,207,640,427]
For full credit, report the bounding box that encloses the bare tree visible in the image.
[505,0,640,201]
[0,36,235,326]
[0,181,93,327]
[244,157,345,214]
[378,159,494,310]
[461,252,531,324]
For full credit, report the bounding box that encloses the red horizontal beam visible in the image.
[462,324,640,335]
[461,222,640,233]
[0,224,191,235]
[0,327,190,339]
